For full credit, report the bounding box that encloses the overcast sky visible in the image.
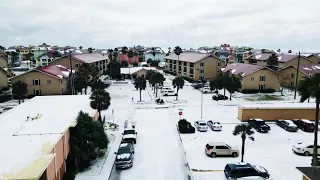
[0,0,319,52]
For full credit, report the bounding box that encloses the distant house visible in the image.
[306,54,320,64]
[144,49,166,62]
[222,63,280,92]
[244,53,312,69]
[37,51,63,67]
[119,53,139,64]
[278,64,320,88]
[165,53,225,81]
[121,67,157,79]
[50,53,108,75]
[0,68,8,88]
[11,64,73,96]
[32,47,49,62]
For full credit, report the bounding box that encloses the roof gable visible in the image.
[165,53,222,63]
[222,63,272,77]
[12,65,72,80]
[72,53,107,63]
[281,64,320,76]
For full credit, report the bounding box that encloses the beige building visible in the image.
[0,67,8,88]
[306,54,320,64]
[244,53,312,69]
[120,67,157,79]
[11,64,72,96]
[297,167,320,180]
[278,64,320,88]
[50,53,108,75]
[165,53,225,81]
[222,63,280,91]
[0,54,8,69]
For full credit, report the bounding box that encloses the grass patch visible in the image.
[245,95,284,101]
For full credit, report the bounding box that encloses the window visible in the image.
[200,62,204,67]
[259,76,266,81]
[190,63,194,67]
[179,61,182,65]
[48,59,52,63]
[33,89,41,96]
[75,63,79,68]
[61,88,64,94]
[47,80,51,84]
[200,76,204,80]
[190,74,194,78]
[259,84,265,90]
[217,62,221,66]
[251,77,254,81]
[216,146,229,149]
[42,63,48,66]
[184,62,187,66]
[33,79,40,85]
[190,68,194,74]
[291,73,295,78]
[183,67,187,72]
[290,81,294,87]
[200,69,204,74]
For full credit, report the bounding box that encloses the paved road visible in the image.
[109,108,188,180]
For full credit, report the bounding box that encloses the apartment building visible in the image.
[165,53,225,81]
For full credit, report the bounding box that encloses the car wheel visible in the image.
[134,140,137,144]
[232,152,238,157]
[211,152,216,158]
[304,151,310,156]
[284,127,287,131]
[164,94,168,96]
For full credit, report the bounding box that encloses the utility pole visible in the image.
[200,81,204,119]
[69,52,74,95]
[294,51,300,100]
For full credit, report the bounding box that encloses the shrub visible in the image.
[241,89,275,94]
[260,89,275,93]
[0,94,12,103]
[155,98,164,104]
[178,119,195,134]
[163,70,176,76]
[97,150,105,157]
[181,76,194,83]
[1,87,10,91]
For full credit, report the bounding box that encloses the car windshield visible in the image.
[256,121,266,125]
[124,130,135,135]
[199,123,206,126]
[118,147,131,154]
[233,168,258,178]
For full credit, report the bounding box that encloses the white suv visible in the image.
[205,142,239,157]
[194,120,208,132]
[161,90,177,96]
[201,86,212,93]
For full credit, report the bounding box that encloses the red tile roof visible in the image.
[222,63,266,77]
[37,64,71,79]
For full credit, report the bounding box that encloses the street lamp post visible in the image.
[294,51,300,100]
[200,81,204,119]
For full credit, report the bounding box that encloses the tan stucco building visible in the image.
[120,67,157,79]
[244,53,312,69]
[0,54,8,69]
[306,54,320,64]
[11,64,72,96]
[165,53,225,81]
[0,68,8,88]
[222,63,280,92]
[50,53,108,75]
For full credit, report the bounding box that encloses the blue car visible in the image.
[224,162,270,179]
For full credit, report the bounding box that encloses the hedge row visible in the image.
[241,89,275,94]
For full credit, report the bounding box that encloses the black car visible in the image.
[114,143,134,169]
[192,83,203,89]
[212,94,228,101]
[224,162,270,179]
[248,118,270,133]
[293,119,315,132]
[276,120,298,132]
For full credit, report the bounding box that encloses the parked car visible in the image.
[224,162,270,179]
[161,90,177,96]
[248,118,270,133]
[212,94,228,101]
[207,120,222,131]
[115,143,134,169]
[276,120,298,132]
[177,119,195,134]
[192,81,203,89]
[160,86,173,92]
[205,142,239,157]
[201,86,212,93]
[293,119,315,132]
[194,120,208,132]
[292,142,320,156]
[122,128,137,144]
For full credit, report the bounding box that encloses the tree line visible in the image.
[209,74,242,100]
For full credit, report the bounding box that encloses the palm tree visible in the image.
[297,74,320,166]
[172,77,184,100]
[108,49,114,61]
[127,50,135,64]
[79,46,83,50]
[266,53,279,71]
[174,46,183,62]
[90,89,111,125]
[134,77,146,101]
[88,47,94,53]
[233,124,255,162]
[288,50,292,53]
[225,76,242,100]
[121,60,129,67]
[78,64,97,94]
[12,81,28,104]
[121,46,128,62]
[151,47,156,60]
[150,72,165,97]
[277,49,281,53]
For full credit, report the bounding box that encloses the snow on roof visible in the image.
[239,103,318,109]
[0,95,93,178]
[120,67,157,75]
[301,119,313,123]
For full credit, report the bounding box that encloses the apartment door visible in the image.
[259,85,265,91]
[34,89,41,96]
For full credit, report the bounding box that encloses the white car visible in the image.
[160,86,173,93]
[292,142,320,156]
[207,120,222,131]
[201,86,212,93]
[194,120,208,132]
[161,90,177,96]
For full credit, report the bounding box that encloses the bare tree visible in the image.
[277,73,291,95]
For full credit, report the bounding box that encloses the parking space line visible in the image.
[191,169,224,172]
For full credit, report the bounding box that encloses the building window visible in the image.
[190,63,194,67]
[183,67,187,72]
[251,77,254,81]
[291,73,295,78]
[179,61,182,65]
[200,69,204,74]
[47,80,51,84]
[190,74,194,78]
[259,84,265,90]
[259,76,266,81]
[200,76,204,80]
[42,63,48,66]
[33,79,40,85]
[200,62,204,67]
[184,62,187,66]
[61,88,64,94]
[190,68,194,74]
[217,62,221,66]
[75,63,79,68]
[33,89,41,96]
[290,81,294,87]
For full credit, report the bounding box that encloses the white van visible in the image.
[161,90,177,96]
